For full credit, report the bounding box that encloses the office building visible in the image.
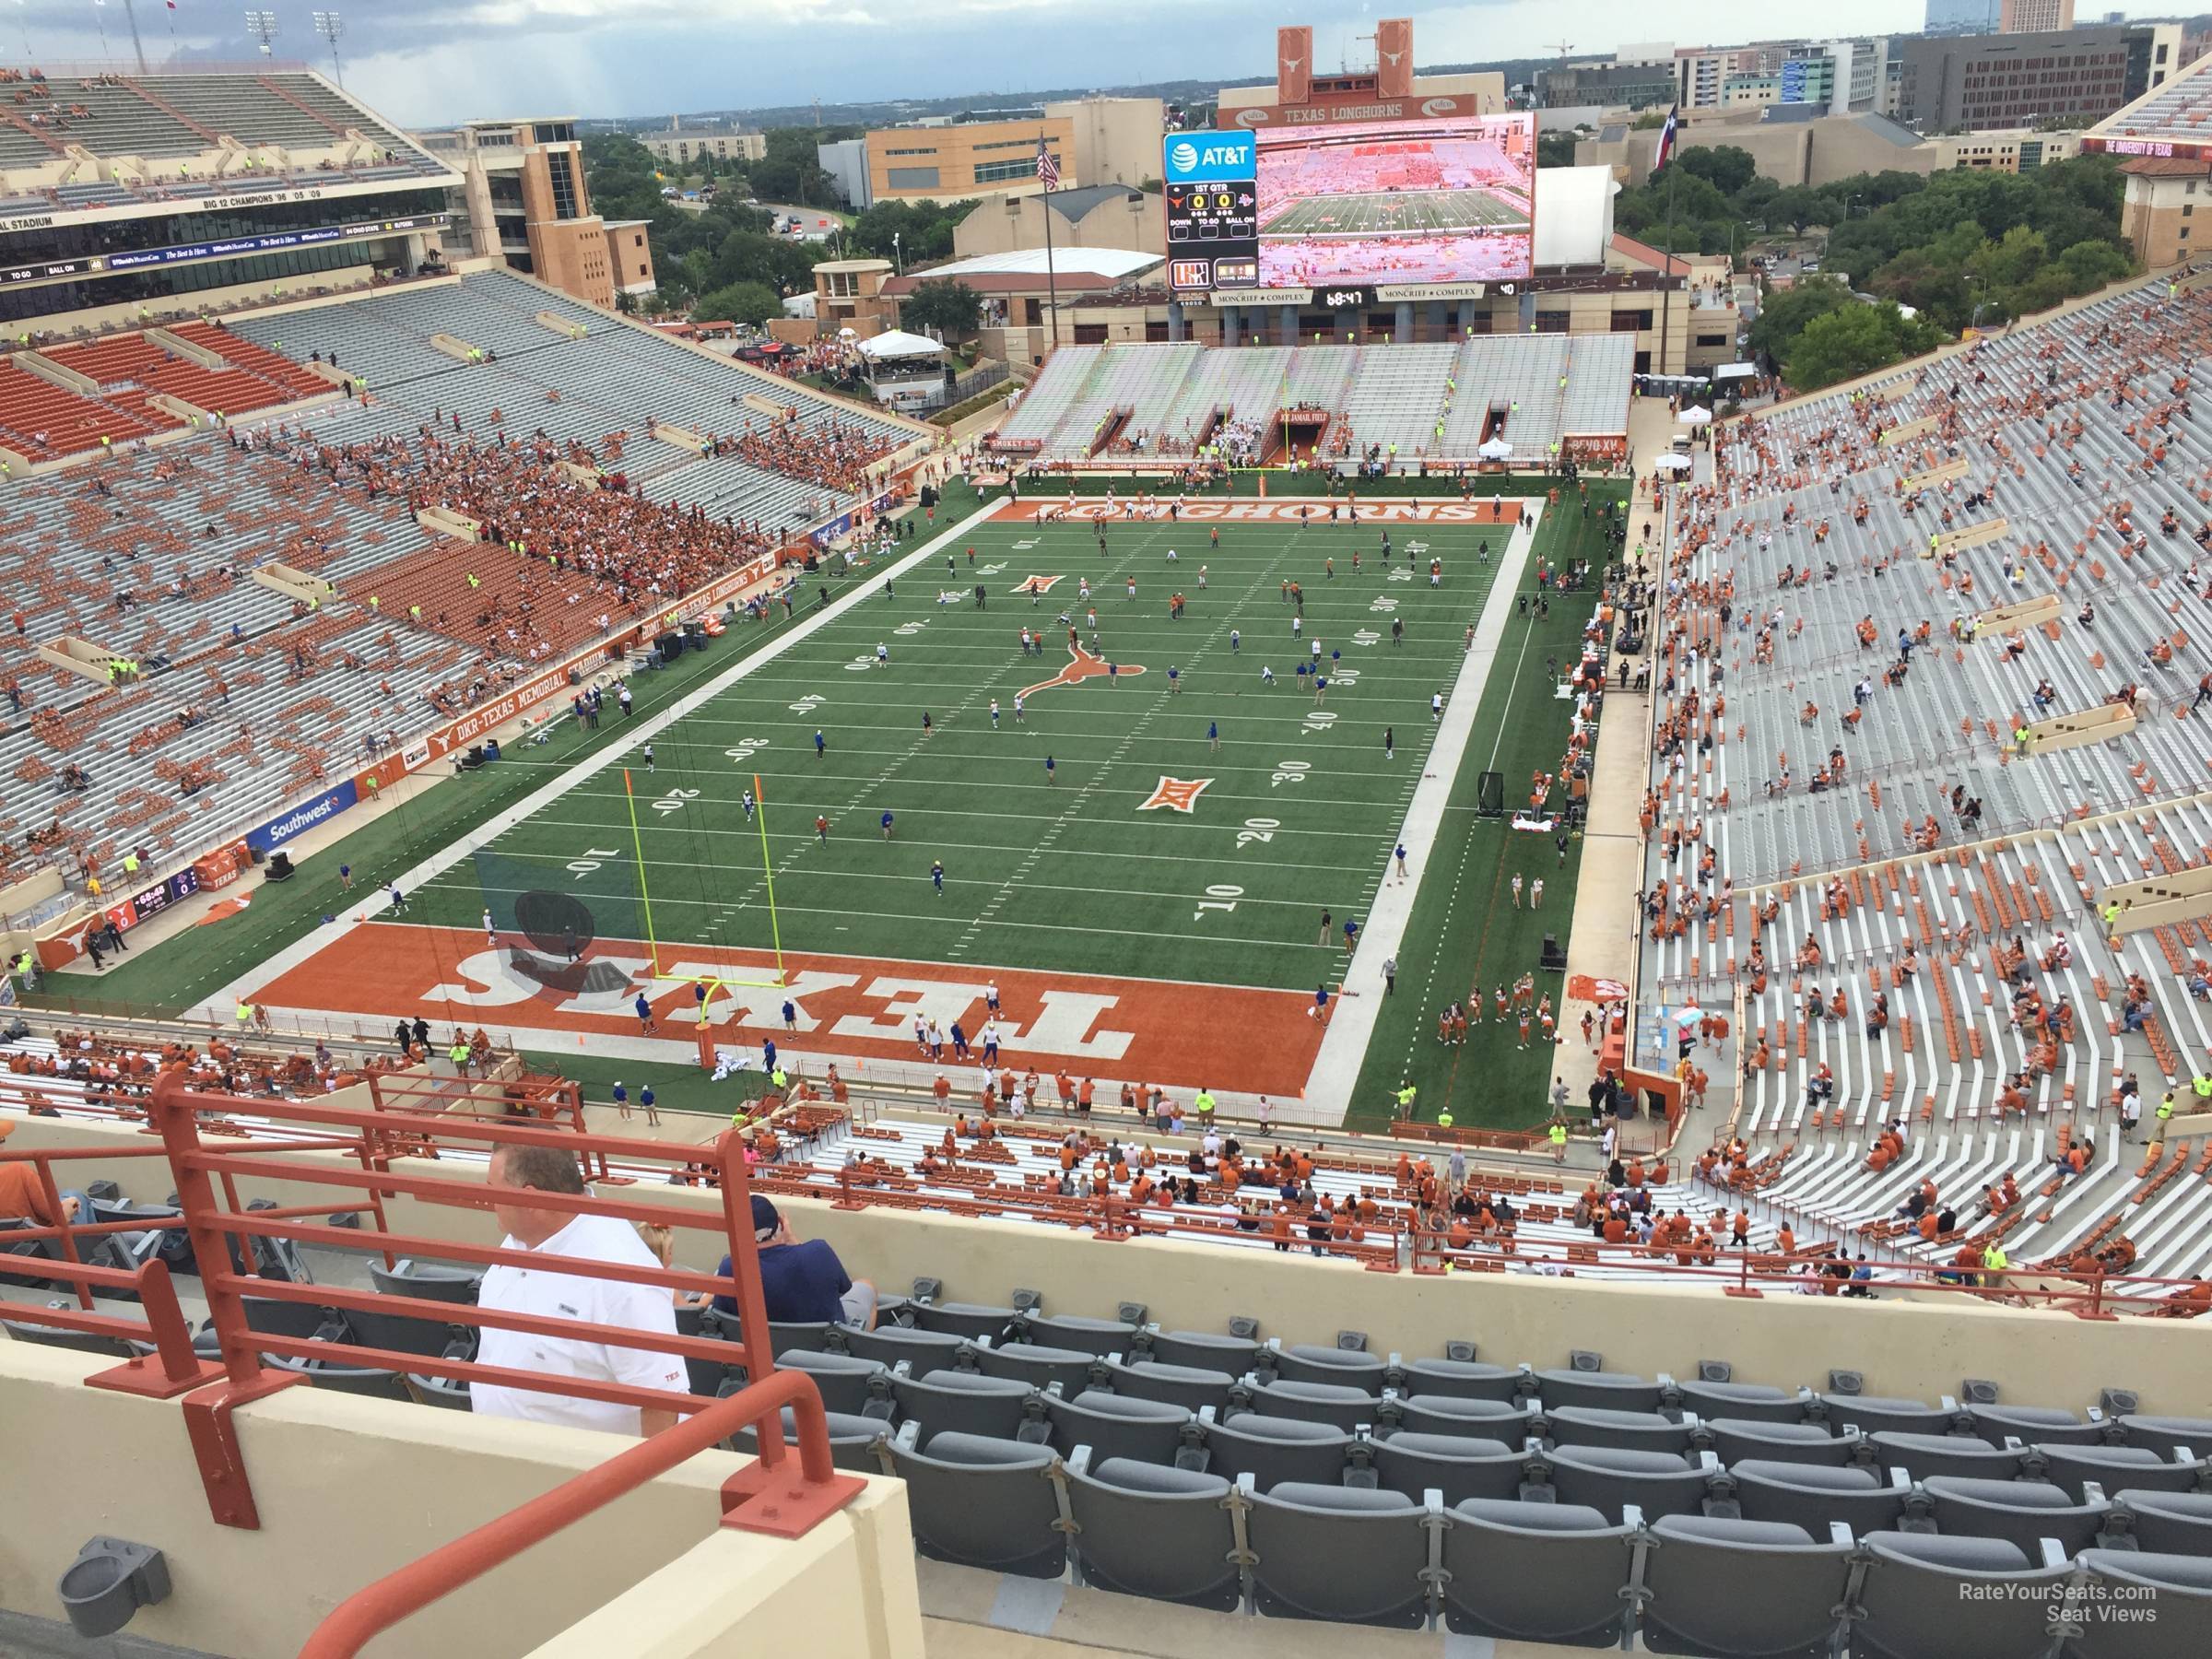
[1924,0,2001,34]
[1892,24,2180,130]
[1041,97,1164,189]
[2000,0,2075,32]
[637,127,766,169]
[859,116,1074,207]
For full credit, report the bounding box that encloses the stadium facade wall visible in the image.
[14,261,380,347]
[0,1111,2193,1414]
[0,1339,921,1659]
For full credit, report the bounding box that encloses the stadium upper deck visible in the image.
[0,269,931,894]
[1641,275,2212,1285]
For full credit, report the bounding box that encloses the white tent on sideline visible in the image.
[855,329,945,361]
[1679,406,1713,426]
[1477,437,1513,459]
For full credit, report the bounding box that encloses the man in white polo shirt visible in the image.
[470,1142,688,1437]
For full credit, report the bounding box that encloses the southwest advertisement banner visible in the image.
[245,780,359,854]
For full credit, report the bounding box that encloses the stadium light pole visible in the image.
[312,9,345,88]
[118,0,148,74]
[243,8,277,59]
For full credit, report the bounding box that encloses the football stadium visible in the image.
[3,20,2212,1659]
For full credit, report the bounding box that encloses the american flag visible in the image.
[1035,138,1060,191]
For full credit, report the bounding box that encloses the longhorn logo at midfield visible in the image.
[1020,643,1147,700]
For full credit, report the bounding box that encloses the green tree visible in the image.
[1747,276,1853,368]
[1536,129,1581,169]
[1679,145,1756,198]
[2056,237,2132,292]
[900,279,983,340]
[1768,184,1841,234]
[694,280,782,327]
[1784,305,1906,389]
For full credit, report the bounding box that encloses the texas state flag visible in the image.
[1653,104,1680,172]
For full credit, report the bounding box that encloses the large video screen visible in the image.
[1253,112,1535,288]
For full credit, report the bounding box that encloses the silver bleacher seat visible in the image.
[1868,1430,2030,1483]
[735,1406,887,1476]
[1371,1432,1526,1506]
[2073,1549,2212,1659]
[1439,1498,1635,1646]
[884,1425,1067,1579]
[1639,1514,1854,1659]
[1700,1417,1855,1466]
[1140,1325,1261,1372]
[1677,1377,1806,1424]
[1531,1365,1667,1413]
[2109,1488,2212,1556]
[1041,1389,1194,1466]
[967,1339,1098,1393]
[1820,1393,1958,1437]
[1966,1400,2104,1448]
[1269,1339,1388,1389]
[1017,1310,1141,1358]
[1395,1355,1525,1400]
[1201,1412,1353,1488]
[1543,1406,1700,1455]
[2120,1416,2212,1459]
[1851,1533,2072,1659]
[1917,1476,2110,1556]
[1242,1376,1382,1431]
[1393,1393,1532,1439]
[2031,1442,2202,1500]
[905,1300,1019,1342]
[1065,1453,1244,1610]
[1544,1445,1718,1522]
[1728,1459,1913,1534]
[840,1324,967,1378]
[1245,1481,1432,1628]
[888,1369,1037,1445]
[1105,1356,1236,1414]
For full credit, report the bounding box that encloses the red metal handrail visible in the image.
[295,1367,861,1658]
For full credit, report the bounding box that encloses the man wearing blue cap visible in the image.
[713,1194,877,1329]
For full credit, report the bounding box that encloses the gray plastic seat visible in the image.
[1371,1431,1526,1505]
[1020,1312,1139,1358]
[1269,1341,1388,1388]
[1395,1356,1525,1401]
[2074,1548,2212,1659]
[1853,1532,2072,1659]
[1702,1417,1853,1467]
[771,1349,889,1418]
[1246,1482,1430,1628]
[1065,1454,1242,1611]
[1868,1430,2030,1483]
[1546,1444,1715,1522]
[1920,1475,2110,1556]
[1641,1514,1853,1659]
[1202,1412,1351,1488]
[1967,1402,2102,1447]
[1441,1498,1635,1646]
[1394,1393,1533,1441]
[885,1426,1066,1578]
[2120,1415,2212,1459]
[1105,1357,1235,1414]
[0,1307,132,1358]
[1729,1459,1912,1534]
[2112,1488,2212,1556]
[968,1339,1097,1393]
[734,1406,887,1475]
[839,1324,967,1379]
[2034,1441,2200,1500]
[1544,1406,1699,1455]
[1819,1393,1955,1437]
[1676,1378,1806,1424]
[1042,1388,1192,1465]
[906,1300,1018,1342]
[1245,1376,1382,1431]
[889,1369,1036,1444]
[1531,1367,1666,1413]
[1143,1327,1262,1372]
[369,1259,480,1304]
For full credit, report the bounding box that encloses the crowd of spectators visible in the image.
[728,409,896,493]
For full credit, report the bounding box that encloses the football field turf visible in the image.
[232,484,1624,1123]
[1260,188,1528,239]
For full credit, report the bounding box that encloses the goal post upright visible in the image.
[621,766,665,979]
[755,771,788,991]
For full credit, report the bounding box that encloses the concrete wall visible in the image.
[953,191,1166,260]
[0,1342,919,1659]
[0,1111,2195,1416]
[1042,97,1164,189]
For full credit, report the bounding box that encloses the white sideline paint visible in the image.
[1291,503,1544,1127]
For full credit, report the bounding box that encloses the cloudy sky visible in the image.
[8,1,2178,125]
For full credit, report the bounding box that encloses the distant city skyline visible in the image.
[0,0,2194,126]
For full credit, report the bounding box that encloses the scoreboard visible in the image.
[1162,132,1258,293]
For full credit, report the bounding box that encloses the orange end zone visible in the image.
[248,924,1328,1097]
[985,497,1525,525]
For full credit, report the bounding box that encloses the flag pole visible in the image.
[1040,131,1061,357]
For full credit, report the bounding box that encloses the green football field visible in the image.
[1261,188,1528,239]
[408,507,1520,994]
